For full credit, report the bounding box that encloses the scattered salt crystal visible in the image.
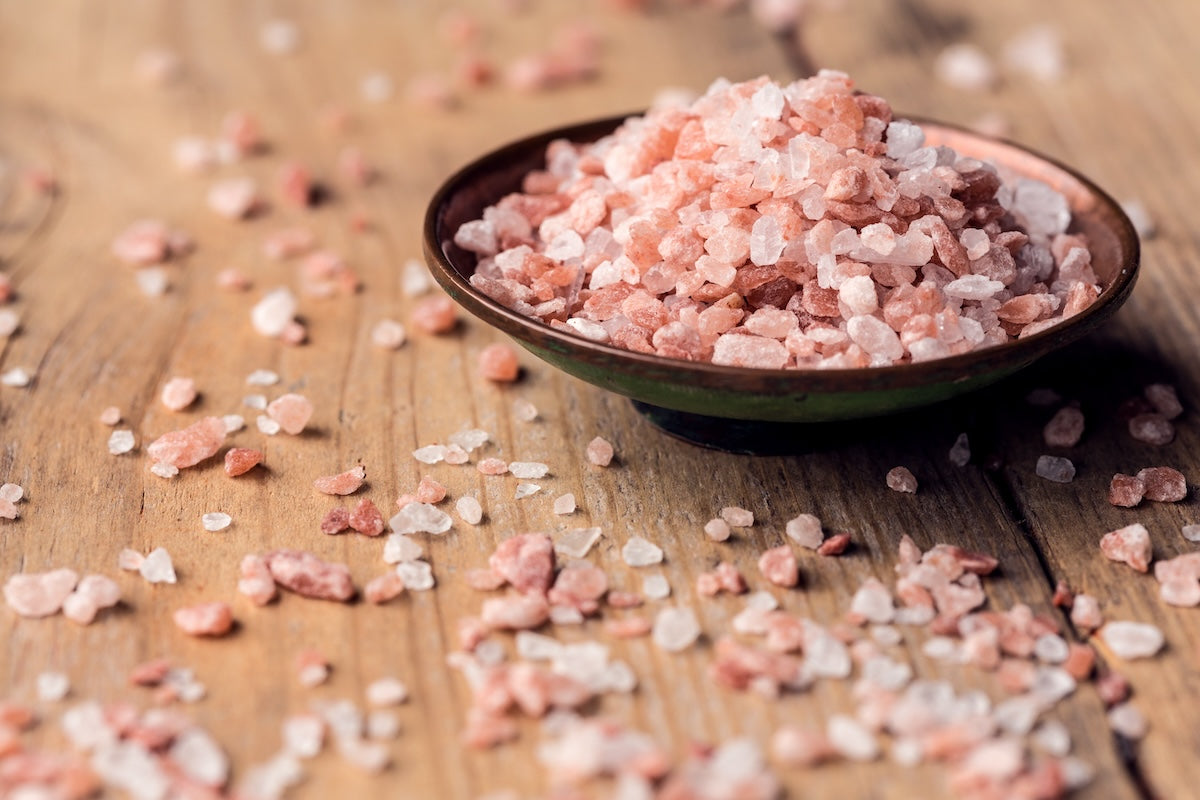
[401,258,433,296]
[383,534,423,564]
[223,415,246,433]
[283,715,325,759]
[885,466,918,493]
[1099,621,1164,660]
[251,287,298,337]
[944,274,1004,300]
[366,677,409,706]
[622,537,664,567]
[553,493,576,515]
[949,433,971,466]
[1,367,32,387]
[850,578,894,624]
[208,177,260,219]
[371,320,406,350]
[1138,466,1187,502]
[642,574,670,600]
[513,399,539,422]
[1032,719,1072,757]
[411,295,458,333]
[515,482,541,499]
[1183,524,1200,543]
[477,457,508,475]
[36,671,70,702]
[1044,406,1085,447]
[1107,703,1148,740]
[0,483,22,503]
[455,496,483,525]
[238,753,305,800]
[1003,24,1066,82]
[246,369,280,386]
[139,547,177,584]
[785,514,823,549]
[704,518,731,542]
[0,310,17,337]
[1036,455,1076,483]
[935,43,997,91]
[1070,594,1103,631]
[118,548,145,571]
[413,444,447,464]
[366,710,401,740]
[1033,634,1070,664]
[586,436,614,467]
[108,429,136,455]
[313,465,366,496]
[260,18,300,54]
[1100,523,1151,572]
[720,507,754,527]
[510,461,549,479]
[202,512,232,532]
[361,71,394,103]
[267,393,314,435]
[1144,383,1182,419]
[1128,413,1174,445]
[99,406,122,425]
[173,601,234,636]
[827,714,879,761]
[1121,200,1156,240]
[555,527,602,559]
[396,560,435,591]
[136,267,169,296]
[652,607,701,652]
[245,394,268,410]
[478,343,520,382]
[390,502,452,534]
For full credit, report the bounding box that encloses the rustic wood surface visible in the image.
[1,0,1198,797]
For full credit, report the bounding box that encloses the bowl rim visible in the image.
[424,112,1140,393]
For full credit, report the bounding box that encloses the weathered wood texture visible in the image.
[0,0,1197,798]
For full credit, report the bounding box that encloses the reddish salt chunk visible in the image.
[238,554,277,605]
[818,532,851,556]
[412,296,458,334]
[886,466,918,493]
[1043,406,1084,447]
[224,447,263,477]
[481,593,550,630]
[697,562,747,596]
[364,573,406,604]
[477,458,509,475]
[1137,467,1187,502]
[758,546,799,588]
[478,343,520,382]
[1099,524,1151,572]
[267,393,314,434]
[489,534,555,594]
[1108,474,1145,507]
[1128,413,1174,445]
[173,602,233,637]
[712,333,789,369]
[160,377,197,411]
[147,416,225,468]
[586,436,614,466]
[321,507,351,535]
[349,499,385,536]
[314,465,366,495]
[265,550,355,601]
[416,477,447,504]
[296,651,330,687]
[4,568,78,617]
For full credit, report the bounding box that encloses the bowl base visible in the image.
[631,401,839,455]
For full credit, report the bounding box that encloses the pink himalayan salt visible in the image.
[265,550,355,601]
[1137,467,1187,502]
[371,319,406,349]
[4,568,78,617]
[296,650,330,688]
[267,393,314,434]
[147,416,225,468]
[549,564,608,608]
[111,219,192,266]
[0,498,17,520]
[224,447,263,477]
[477,457,508,475]
[416,477,447,504]
[489,534,555,594]
[62,575,121,624]
[173,602,234,637]
[605,616,653,638]
[263,227,316,261]
[277,162,313,207]
[280,319,308,345]
[1128,413,1174,445]
[705,517,732,542]
[99,406,122,425]
[721,506,754,527]
[758,546,799,588]
[481,593,550,630]
[0,484,22,504]
[1070,594,1103,631]
[586,436,614,466]
[475,343,520,382]
[697,562,747,596]
[160,377,197,411]
[321,506,351,535]
[818,532,851,556]
[786,514,823,549]
[1108,473,1145,507]
[364,572,406,604]
[1144,383,1182,419]
[349,499,385,536]
[238,554,277,606]
[1100,524,1151,572]
[207,177,260,219]
[886,466,918,493]
[771,726,836,768]
[314,465,366,495]
[1036,454,1075,482]
[1044,406,1085,447]
[221,110,264,155]
[412,295,458,333]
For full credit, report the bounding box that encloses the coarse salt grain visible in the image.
[2,367,32,387]
[173,601,234,636]
[371,320,406,349]
[36,671,70,702]
[246,369,280,386]
[553,493,576,515]
[785,514,823,549]
[390,502,452,534]
[949,433,971,466]
[720,507,754,527]
[622,537,664,567]
[456,496,484,525]
[366,677,409,706]
[510,461,549,479]
[108,430,136,455]
[1099,621,1164,660]
[0,483,22,503]
[136,267,169,296]
[1036,455,1076,483]
[313,465,366,495]
[223,414,246,433]
[147,416,225,468]
[586,437,614,467]
[267,393,314,434]
[1183,524,1200,543]
[140,547,177,584]
[885,466,918,493]
[251,287,298,338]
[704,518,731,542]
[207,177,260,219]
[513,398,539,421]
[99,406,122,425]
[1044,406,1085,447]
[396,561,435,591]
[478,343,520,382]
[256,414,282,435]
[412,295,457,333]
[515,482,541,499]
[554,527,602,559]
[1099,523,1151,572]
[1137,466,1187,502]
[652,607,701,652]
[225,447,263,476]
[202,512,232,532]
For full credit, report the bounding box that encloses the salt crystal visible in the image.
[99,406,122,425]
[652,607,701,652]
[118,549,145,571]
[555,527,601,559]
[383,534,423,564]
[0,310,18,337]
[704,518,731,542]
[238,753,305,800]
[510,461,549,479]
[1032,719,1072,757]
[935,43,997,90]
[1003,25,1066,82]
[361,71,394,103]
[1099,621,1164,660]
[224,446,262,476]
[1069,594,1103,631]
[223,415,247,434]
[208,177,260,219]
[402,258,433,296]
[1122,200,1156,240]
[514,399,539,421]
[1183,523,1200,543]
[1036,455,1076,483]
[479,343,520,382]
[366,677,409,706]
[949,433,971,466]
[246,369,280,386]
[1108,473,1144,507]
[396,560,435,591]
[622,537,664,566]
[553,493,576,515]
[140,548,177,584]
[412,295,458,333]
[477,457,508,475]
[1107,703,1148,740]
[260,18,300,54]
[136,267,169,296]
[1033,634,1070,664]
[267,393,314,435]
[371,320,406,350]
[1128,413,1174,445]
[720,506,754,527]
[36,671,70,702]
[1,367,32,387]
[173,601,234,637]
[283,715,325,759]
[313,465,366,496]
[366,710,401,740]
[1137,466,1187,502]
[586,436,614,467]
[850,578,895,624]
[251,288,298,337]
[1143,383,1182,419]
[456,496,484,525]
[0,483,22,503]
[1100,523,1151,572]
[785,514,823,549]
[642,574,670,600]
[147,416,225,468]
[108,429,136,455]
[390,502,452,534]
[515,482,541,499]
[449,428,489,452]
[886,466,918,493]
[413,444,447,464]
[245,394,268,410]
[827,714,879,761]
[944,275,1004,300]
[202,512,232,532]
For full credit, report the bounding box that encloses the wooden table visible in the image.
[2,0,1198,797]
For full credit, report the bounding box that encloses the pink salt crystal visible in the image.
[886,466,918,493]
[313,465,366,496]
[280,320,308,345]
[416,477,447,504]
[63,575,121,624]
[489,534,554,594]
[99,406,122,425]
[216,268,251,291]
[266,393,314,435]
[605,616,652,638]
[705,518,732,542]
[237,555,277,606]
[586,436,615,467]
[786,514,823,549]
[771,726,834,768]
[266,550,355,601]
[481,593,550,630]
[119,548,145,571]
[3,569,78,617]
[207,178,260,219]
[173,602,234,637]
[1128,413,1174,445]
[1099,524,1152,572]
[466,569,507,591]
[478,343,520,382]
[818,532,851,556]
[348,499,385,536]
[364,573,406,605]
[111,219,172,265]
[147,416,225,468]
[721,506,754,527]
[296,651,330,688]
[277,162,313,207]
[1036,455,1076,483]
[1108,473,1145,507]
[129,658,172,687]
[321,507,351,535]
[224,447,263,477]
[652,607,701,652]
[1144,383,1182,419]
[477,457,509,475]
[457,496,484,525]
[371,319,406,349]
[0,498,17,520]
[1136,467,1187,502]
[412,295,458,333]
[758,546,799,588]
[160,377,198,411]
[549,565,609,608]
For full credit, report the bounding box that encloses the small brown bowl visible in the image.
[424,114,1139,436]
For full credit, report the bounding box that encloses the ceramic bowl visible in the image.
[423,114,1139,433]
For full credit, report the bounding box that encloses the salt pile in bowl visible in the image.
[455,70,1100,369]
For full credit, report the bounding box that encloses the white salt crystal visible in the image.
[1099,621,1164,660]
[118,548,145,571]
[513,399,539,422]
[750,81,785,119]
[827,714,879,761]
[960,228,991,261]
[839,275,878,315]
[549,605,584,625]
[92,740,172,798]
[371,320,406,350]
[169,728,229,788]
[1032,720,1072,757]
[139,547,177,584]
[871,625,903,647]
[1062,757,1096,791]
[704,518,731,542]
[1,367,31,387]
[785,514,823,549]
[862,656,912,692]
[622,536,664,567]
[515,482,541,499]
[339,738,391,773]
[260,19,300,54]
[0,483,23,503]
[0,309,19,337]
[749,214,784,266]
[555,527,602,559]
[251,287,297,337]
[238,752,305,800]
[849,578,894,624]
[921,636,961,662]
[1183,524,1200,543]
[282,715,325,759]
[107,430,135,455]
[1107,703,1148,740]
[61,701,114,750]
[37,671,70,702]
[366,710,401,740]
[642,574,670,600]
[246,369,280,386]
[891,738,924,767]
[885,121,925,159]
[390,503,452,534]
[509,461,549,479]
[1003,25,1066,82]
[383,534,423,564]
[360,71,394,103]
[444,444,469,464]
[396,560,434,591]
[256,414,281,435]
[1036,455,1076,483]
[804,625,852,678]
[401,258,433,296]
[1031,667,1077,706]
[448,428,489,452]
[652,607,701,652]
[847,315,903,361]
[244,394,268,410]
[1033,634,1069,664]
[202,512,232,532]
[365,677,408,706]
[553,493,576,515]
[894,605,935,626]
[516,631,563,661]
[413,445,447,464]
[136,267,169,296]
[949,433,971,466]
[934,43,997,91]
[150,462,178,479]
[944,275,1004,300]
[1002,178,1071,242]
[720,506,754,527]
[455,496,483,526]
[222,415,245,433]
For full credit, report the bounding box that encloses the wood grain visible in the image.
[1,0,1198,798]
